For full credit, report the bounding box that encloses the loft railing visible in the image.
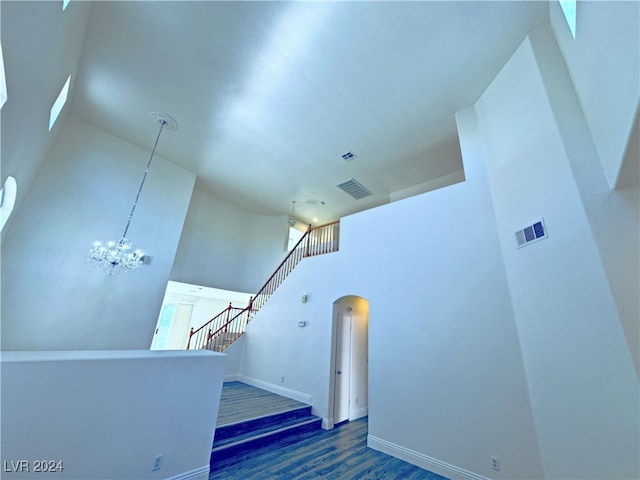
[187,220,339,351]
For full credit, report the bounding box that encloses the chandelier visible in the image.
[288,200,297,227]
[87,111,177,275]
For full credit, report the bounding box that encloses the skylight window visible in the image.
[62,0,71,11]
[559,0,577,39]
[1,176,17,232]
[0,43,7,110]
[49,75,70,131]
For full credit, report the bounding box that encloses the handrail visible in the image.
[203,307,252,351]
[186,303,245,349]
[187,220,340,351]
[256,224,313,299]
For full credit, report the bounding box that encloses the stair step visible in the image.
[210,412,322,463]
[213,413,316,449]
[213,405,313,443]
[212,416,321,454]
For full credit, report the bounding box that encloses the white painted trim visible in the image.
[349,406,368,420]
[165,464,209,480]
[238,374,313,405]
[367,435,490,480]
[223,373,241,382]
[389,170,465,202]
[322,417,334,430]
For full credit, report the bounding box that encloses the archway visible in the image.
[329,295,369,428]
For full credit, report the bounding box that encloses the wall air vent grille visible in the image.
[337,178,372,200]
[515,219,548,248]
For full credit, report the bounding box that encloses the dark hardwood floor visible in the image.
[209,416,448,480]
[216,382,308,426]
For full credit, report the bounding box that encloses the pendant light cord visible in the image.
[121,119,166,239]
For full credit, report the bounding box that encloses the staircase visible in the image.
[211,405,322,463]
[209,331,242,351]
[210,382,322,468]
[187,221,340,352]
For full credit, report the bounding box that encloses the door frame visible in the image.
[333,313,352,425]
[328,295,369,429]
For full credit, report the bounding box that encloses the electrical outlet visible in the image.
[491,456,500,471]
[152,455,163,472]
[280,376,285,383]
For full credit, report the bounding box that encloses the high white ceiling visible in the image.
[10,1,551,225]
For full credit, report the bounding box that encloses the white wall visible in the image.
[548,1,640,376]
[238,107,544,479]
[549,0,639,188]
[170,188,288,293]
[233,21,638,480]
[1,350,226,480]
[238,252,335,417]
[1,116,195,350]
[0,1,91,228]
[222,334,245,381]
[474,26,638,480]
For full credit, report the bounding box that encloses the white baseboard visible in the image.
[322,417,334,430]
[350,406,368,420]
[322,409,367,430]
[165,465,209,480]
[238,374,313,405]
[223,373,241,382]
[367,435,490,480]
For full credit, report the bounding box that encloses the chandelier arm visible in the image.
[121,119,166,239]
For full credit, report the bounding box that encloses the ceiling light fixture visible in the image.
[87,111,177,275]
[288,200,297,227]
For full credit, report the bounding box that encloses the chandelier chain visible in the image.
[88,112,175,275]
[122,119,166,238]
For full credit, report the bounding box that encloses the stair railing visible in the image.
[305,219,340,257]
[186,302,245,350]
[186,221,339,352]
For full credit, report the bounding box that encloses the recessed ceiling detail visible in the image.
[337,178,372,200]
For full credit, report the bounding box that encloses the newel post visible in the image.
[246,296,254,327]
[305,224,312,257]
[186,327,194,349]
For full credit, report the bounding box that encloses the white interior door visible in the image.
[151,303,193,350]
[166,303,193,349]
[334,314,352,425]
[150,304,175,350]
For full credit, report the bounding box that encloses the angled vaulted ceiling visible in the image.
[4,1,550,225]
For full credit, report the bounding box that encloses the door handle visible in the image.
[336,370,342,375]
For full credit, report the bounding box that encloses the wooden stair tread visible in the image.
[212,416,321,452]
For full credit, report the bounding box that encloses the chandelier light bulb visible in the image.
[87,237,144,275]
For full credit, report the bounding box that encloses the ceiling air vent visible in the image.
[515,219,548,248]
[337,178,372,200]
[341,151,357,161]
